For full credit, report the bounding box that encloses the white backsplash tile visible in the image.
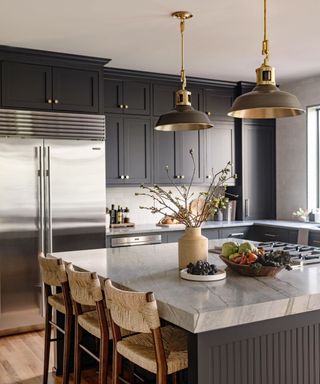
[106,186,208,225]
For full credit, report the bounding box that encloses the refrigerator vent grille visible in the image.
[0,109,105,140]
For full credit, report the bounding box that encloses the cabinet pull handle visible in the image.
[264,233,277,238]
[125,175,130,179]
[124,105,129,109]
[244,198,250,217]
[313,240,320,244]
[228,233,244,237]
[54,99,59,104]
[206,175,212,179]
[47,99,52,104]
[119,104,124,109]
[176,175,181,179]
[205,111,211,116]
[120,175,125,179]
[181,175,185,179]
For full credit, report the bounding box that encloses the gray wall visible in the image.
[277,75,320,219]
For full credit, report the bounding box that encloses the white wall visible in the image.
[277,75,320,219]
[106,185,208,225]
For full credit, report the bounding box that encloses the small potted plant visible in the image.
[292,208,309,222]
[135,149,236,269]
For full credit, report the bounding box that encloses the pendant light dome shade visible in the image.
[155,105,213,131]
[155,11,214,132]
[228,84,305,119]
[228,0,304,119]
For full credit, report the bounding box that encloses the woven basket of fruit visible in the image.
[219,241,292,277]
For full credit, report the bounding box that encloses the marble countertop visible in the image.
[105,220,254,236]
[54,238,320,334]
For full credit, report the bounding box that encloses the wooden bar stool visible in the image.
[104,278,188,384]
[66,263,109,384]
[38,253,73,384]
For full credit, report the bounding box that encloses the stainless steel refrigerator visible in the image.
[0,109,106,334]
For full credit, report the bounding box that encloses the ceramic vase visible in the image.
[178,227,208,269]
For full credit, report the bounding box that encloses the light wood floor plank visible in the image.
[0,331,107,384]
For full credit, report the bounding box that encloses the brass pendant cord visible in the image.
[262,0,269,64]
[180,18,186,90]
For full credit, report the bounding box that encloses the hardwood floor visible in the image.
[0,331,104,384]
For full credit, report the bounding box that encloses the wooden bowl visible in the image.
[219,256,284,277]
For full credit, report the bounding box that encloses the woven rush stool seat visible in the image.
[38,253,73,384]
[117,325,188,374]
[104,278,188,384]
[47,292,67,314]
[66,264,110,384]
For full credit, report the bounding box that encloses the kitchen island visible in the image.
[54,239,320,384]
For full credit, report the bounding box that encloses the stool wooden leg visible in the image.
[74,322,82,384]
[156,369,167,384]
[43,302,52,384]
[98,338,109,384]
[112,349,122,384]
[62,314,72,384]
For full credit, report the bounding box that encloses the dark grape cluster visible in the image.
[255,250,292,271]
[187,260,218,275]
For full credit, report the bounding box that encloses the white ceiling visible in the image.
[0,0,319,83]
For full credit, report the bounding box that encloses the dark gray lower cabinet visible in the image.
[247,225,298,243]
[219,226,249,239]
[106,115,151,185]
[308,231,320,247]
[242,121,276,220]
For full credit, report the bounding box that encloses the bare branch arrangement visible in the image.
[135,149,237,227]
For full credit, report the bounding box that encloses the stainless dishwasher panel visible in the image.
[111,234,162,247]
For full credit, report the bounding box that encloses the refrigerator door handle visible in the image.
[37,145,45,253]
[46,146,53,254]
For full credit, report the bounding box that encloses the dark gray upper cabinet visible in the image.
[2,61,100,113]
[242,121,275,219]
[52,67,99,113]
[153,83,177,116]
[204,121,235,186]
[154,128,204,185]
[104,78,150,115]
[2,61,53,110]
[106,115,151,185]
[204,86,234,120]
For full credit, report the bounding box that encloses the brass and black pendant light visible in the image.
[155,11,213,131]
[228,0,304,119]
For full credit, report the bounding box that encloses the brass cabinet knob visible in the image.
[119,104,124,109]
[206,111,211,116]
[47,99,53,104]
[176,175,181,179]
[206,175,212,179]
[54,99,59,104]
[181,175,185,179]
[120,175,125,179]
[124,105,129,109]
[125,175,130,179]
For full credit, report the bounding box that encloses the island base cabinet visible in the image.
[188,309,320,384]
